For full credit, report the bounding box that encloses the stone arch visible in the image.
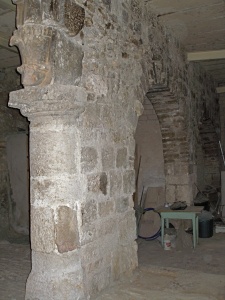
[146,86,193,205]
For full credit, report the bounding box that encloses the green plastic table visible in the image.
[157,206,204,249]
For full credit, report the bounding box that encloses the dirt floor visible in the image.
[95,233,225,300]
[0,232,225,299]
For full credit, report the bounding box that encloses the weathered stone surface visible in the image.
[165,184,176,204]
[98,200,114,218]
[116,197,129,213]
[87,172,108,195]
[64,0,85,36]
[10,25,53,87]
[109,171,123,196]
[9,85,87,118]
[102,146,115,170]
[116,148,127,168]
[123,170,135,194]
[81,147,98,173]
[55,206,80,253]
[81,199,98,225]
[30,206,55,253]
[26,250,85,300]
[8,0,221,299]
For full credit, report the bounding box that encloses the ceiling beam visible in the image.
[187,50,225,61]
[216,86,225,94]
[0,0,16,11]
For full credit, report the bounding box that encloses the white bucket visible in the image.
[164,234,172,250]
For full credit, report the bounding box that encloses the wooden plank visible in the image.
[216,86,225,93]
[208,70,225,76]
[158,4,225,22]
[187,50,225,61]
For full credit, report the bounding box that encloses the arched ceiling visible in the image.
[147,0,225,91]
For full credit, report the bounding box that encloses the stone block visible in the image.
[86,266,111,296]
[31,250,82,274]
[167,174,190,185]
[81,240,100,265]
[118,210,137,242]
[165,163,175,175]
[98,200,114,218]
[111,243,138,281]
[52,30,84,85]
[30,206,55,253]
[81,199,98,225]
[25,268,85,300]
[101,105,114,128]
[123,170,135,194]
[23,0,41,23]
[64,2,85,36]
[97,217,115,237]
[174,162,189,175]
[55,206,80,253]
[116,148,127,168]
[30,175,83,205]
[176,184,192,204]
[84,257,104,275]
[87,172,108,195]
[79,222,98,246]
[101,146,115,170]
[81,147,98,173]
[109,171,123,196]
[115,197,129,213]
[165,184,176,204]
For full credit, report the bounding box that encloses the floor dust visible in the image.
[0,233,225,299]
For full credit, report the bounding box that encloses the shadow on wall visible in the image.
[134,98,165,209]
[6,132,29,236]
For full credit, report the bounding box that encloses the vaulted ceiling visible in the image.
[0,0,225,91]
[148,0,225,90]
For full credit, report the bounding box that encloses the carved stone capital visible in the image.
[10,24,53,87]
[10,23,83,87]
[9,85,87,121]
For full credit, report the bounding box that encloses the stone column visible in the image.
[9,85,87,299]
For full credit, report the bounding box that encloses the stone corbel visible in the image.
[10,24,53,87]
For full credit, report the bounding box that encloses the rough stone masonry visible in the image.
[7,0,219,299]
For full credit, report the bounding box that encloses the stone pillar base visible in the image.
[25,251,85,300]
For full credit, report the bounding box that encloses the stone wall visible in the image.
[73,0,219,295]
[77,1,219,211]
[0,67,28,234]
[9,0,220,299]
